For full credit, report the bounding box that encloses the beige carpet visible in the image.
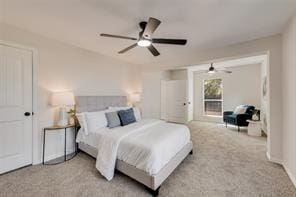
[1,121,295,197]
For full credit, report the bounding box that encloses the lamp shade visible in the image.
[51,91,75,106]
[130,93,141,103]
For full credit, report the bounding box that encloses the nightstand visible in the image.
[42,124,77,165]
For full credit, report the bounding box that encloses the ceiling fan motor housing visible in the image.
[139,21,150,38]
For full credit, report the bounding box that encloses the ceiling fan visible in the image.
[196,63,232,74]
[100,17,187,56]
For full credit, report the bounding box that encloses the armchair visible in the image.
[223,105,255,131]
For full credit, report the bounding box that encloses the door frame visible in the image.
[0,40,39,165]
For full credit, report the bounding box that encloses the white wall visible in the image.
[170,69,187,80]
[260,59,268,134]
[0,23,141,163]
[193,64,261,122]
[282,13,296,187]
[142,71,170,119]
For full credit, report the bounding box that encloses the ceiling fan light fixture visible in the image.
[137,39,151,47]
[208,64,216,74]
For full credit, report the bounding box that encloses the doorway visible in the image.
[186,54,271,159]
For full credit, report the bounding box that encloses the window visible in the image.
[203,78,223,116]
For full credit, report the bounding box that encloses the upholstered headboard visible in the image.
[75,96,127,113]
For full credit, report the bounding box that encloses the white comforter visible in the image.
[95,119,191,181]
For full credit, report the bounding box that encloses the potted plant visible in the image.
[67,108,76,125]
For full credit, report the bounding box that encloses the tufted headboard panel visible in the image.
[75,96,127,113]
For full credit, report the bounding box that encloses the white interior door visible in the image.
[0,44,33,174]
[165,80,187,123]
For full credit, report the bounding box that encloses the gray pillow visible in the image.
[118,108,136,126]
[105,111,121,128]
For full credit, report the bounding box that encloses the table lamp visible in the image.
[130,93,141,106]
[51,91,75,126]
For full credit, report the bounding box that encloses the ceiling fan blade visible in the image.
[152,38,187,45]
[100,33,137,40]
[147,44,160,56]
[142,17,161,38]
[118,43,138,54]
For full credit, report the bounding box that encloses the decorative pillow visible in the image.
[233,105,248,115]
[109,106,141,121]
[76,113,89,135]
[85,110,108,133]
[105,111,121,128]
[117,108,136,126]
[133,107,141,121]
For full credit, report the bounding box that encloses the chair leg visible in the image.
[225,122,227,128]
[238,126,240,132]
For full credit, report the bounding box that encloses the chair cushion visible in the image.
[233,105,249,114]
[118,108,136,126]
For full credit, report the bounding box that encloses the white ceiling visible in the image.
[187,55,267,71]
[1,0,296,67]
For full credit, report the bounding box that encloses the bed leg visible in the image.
[147,186,161,197]
[189,150,193,155]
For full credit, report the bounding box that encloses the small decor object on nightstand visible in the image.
[51,91,75,126]
[67,108,76,125]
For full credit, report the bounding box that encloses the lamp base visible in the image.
[58,107,68,126]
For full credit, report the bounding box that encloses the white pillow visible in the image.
[233,105,248,115]
[76,113,89,135]
[108,106,130,111]
[85,110,108,133]
[133,107,141,121]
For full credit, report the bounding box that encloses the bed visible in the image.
[75,96,193,196]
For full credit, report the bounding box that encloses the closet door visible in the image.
[0,44,33,174]
[165,80,187,123]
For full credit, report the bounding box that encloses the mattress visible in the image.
[76,119,191,179]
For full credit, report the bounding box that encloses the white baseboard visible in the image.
[33,149,75,165]
[266,152,296,188]
[283,163,296,188]
[266,151,282,164]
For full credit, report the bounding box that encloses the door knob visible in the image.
[24,112,31,116]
